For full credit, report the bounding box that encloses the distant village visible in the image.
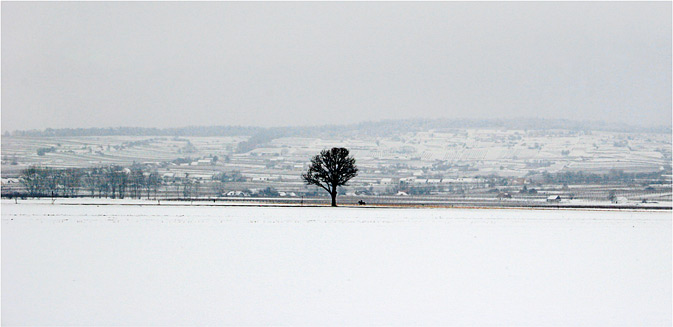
[1,123,671,206]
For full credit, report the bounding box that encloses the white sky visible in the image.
[2,1,671,132]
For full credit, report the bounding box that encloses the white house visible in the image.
[547,195,562,202]
[226,190,250,197]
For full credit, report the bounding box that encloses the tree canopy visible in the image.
[302,147,358,206]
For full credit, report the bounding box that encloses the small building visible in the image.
[547,195,562,203]
[226,190,250,197]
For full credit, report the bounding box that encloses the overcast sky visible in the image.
[2,2,671,132]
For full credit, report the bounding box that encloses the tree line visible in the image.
[18,165,162,199]
[7,118,670,138]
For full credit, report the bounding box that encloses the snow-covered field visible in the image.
[2,200,671,326]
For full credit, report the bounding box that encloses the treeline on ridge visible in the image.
[8,118,671,138]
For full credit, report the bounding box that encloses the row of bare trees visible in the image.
[80,166,162,199]
[20,165,162,199]
[20,166,83,197]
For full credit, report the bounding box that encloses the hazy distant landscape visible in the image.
[2,118,671,208]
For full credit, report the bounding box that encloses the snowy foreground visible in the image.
[2,200,671,326]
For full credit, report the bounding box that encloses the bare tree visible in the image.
[61,168,82,197]
[44,167,60,197]
[302,147,358,207]
[82,170,97,197]
[130,166,144,199]
[20,166,45,197]
[106,165,128,199]
[95,167,109,198]
[146,171,160,200]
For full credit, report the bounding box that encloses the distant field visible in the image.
[2,130,670,175]
[0,136,244,170]
[2,201,671,326]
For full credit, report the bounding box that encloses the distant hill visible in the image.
[7,118,671,138]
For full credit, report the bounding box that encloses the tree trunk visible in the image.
[330,192,337,207]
